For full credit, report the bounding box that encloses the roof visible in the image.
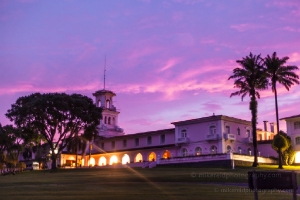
[280,114,300,121]
[171,115,251,126]
[92,89,116,96]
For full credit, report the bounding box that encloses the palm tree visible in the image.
[264,52,299,133]
[66,135,86,168]
[228,53,268,167]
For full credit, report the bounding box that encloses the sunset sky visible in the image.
[1,0,300,134]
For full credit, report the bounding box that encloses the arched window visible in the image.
[106,100,110,108]
[209,126,216,135]
[296,137,300,145]
[294,121,300,130]
[227,145,231,153]
[195,147,202,156]
[104,116,107,124]
[247,148,252,155]
[97,100,101,107]
[112,118,115,125]
[211,145,217,154]
[237,128,240,135]
[181,130,187,138]
[237,147,242,154]
[182,148,188,157]
[108,117,111,125]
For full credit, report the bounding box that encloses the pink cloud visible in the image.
[230,24,264,32]
[288,52,300,63]
[158,58,181,72]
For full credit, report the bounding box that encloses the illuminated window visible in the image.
[135,138,139,146]
[181,130,187,138]
[226,126,230,134]
[296,137,300,145]
[123,140,127,148]
[182,148,188,157]
[160,135,165,144]
[147,136,152,145]
[237,128,240,135]
[294,121,300,129]
[209,126,216,135]
[195,147,202,156]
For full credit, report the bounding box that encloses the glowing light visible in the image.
[135,153,143,162]
[162,150,171,159]
[88,157,95,166]
[295,152,300,163]
[148,152,156,161]
[110,155,118,165]
[122,154,130,164]
[99,156,107,166]
[82,159,85,166]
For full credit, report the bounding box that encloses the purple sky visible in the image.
[1,0,300,134]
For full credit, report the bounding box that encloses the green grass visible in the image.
[0,165,299,200]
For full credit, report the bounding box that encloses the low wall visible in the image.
[233,154,277,164]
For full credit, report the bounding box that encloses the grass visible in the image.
[0,165,300,200]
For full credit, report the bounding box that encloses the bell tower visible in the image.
[93,89,124,137]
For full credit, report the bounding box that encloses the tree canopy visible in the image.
[6,93,102,169]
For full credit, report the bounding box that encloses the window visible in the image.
[106,100,110,108]
[296,137,300,145]
[147,136,152,145]
[209,126,216,135]
[160,134,165,144]
[227,145,231,153]
[211,145,217,154]
[294,121,300,129]
[195,147,202,156]
[237,128,240,136]
[112,118,115,125]
[97,100,101,107]
[237,147,242,154]
[104,116,107,124]
[182,148,188,157]
[258,134,262,141]
[111,141,115,149]
[226,126,230,134]
[135,138,139,146]
[101,142,104,150]
[123,140,127,148]
[246,129,251,137]
[108,117,111,125]
[181,130,187,138]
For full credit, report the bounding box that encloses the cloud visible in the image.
[230,24,264,32]
[202,102,222,111]
[288,52,300,63]
[158,58,181,72]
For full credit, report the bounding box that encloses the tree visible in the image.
[228,53,268,167]
[272,131,290,169]
[66,134,87,168]
[83,125,99,167]
[6,93,102,169]
[264,52,299,134]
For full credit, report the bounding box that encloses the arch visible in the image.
[109,155,118,165]
[182,148,188,157]
[227,145,231,153]
[211,145,217,154]
[104,116,107,124]
[237,147,242,154]
[99,156,106,166]
[162,150,171,159]
[148,152,156,161]
[135,153,143,162]
[122,154,130,164]
[195,147,202,156]
[112,117,115,125]
[108,117,111,125]
[247,148,252,155]
[106,100,110,108]
[88,157,95,167]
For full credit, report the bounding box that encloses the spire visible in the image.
[103,55,106,90]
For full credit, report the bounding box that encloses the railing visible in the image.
[176,137,189,143]
[205,134,219,140]
[224,133,236,141]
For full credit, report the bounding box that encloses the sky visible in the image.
[1,0,300,134]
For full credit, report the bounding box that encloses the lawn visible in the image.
[0,165,299,200]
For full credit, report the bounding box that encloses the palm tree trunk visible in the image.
[274,84,280,134]
[278,149,283,169]
[250,97,258,167]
